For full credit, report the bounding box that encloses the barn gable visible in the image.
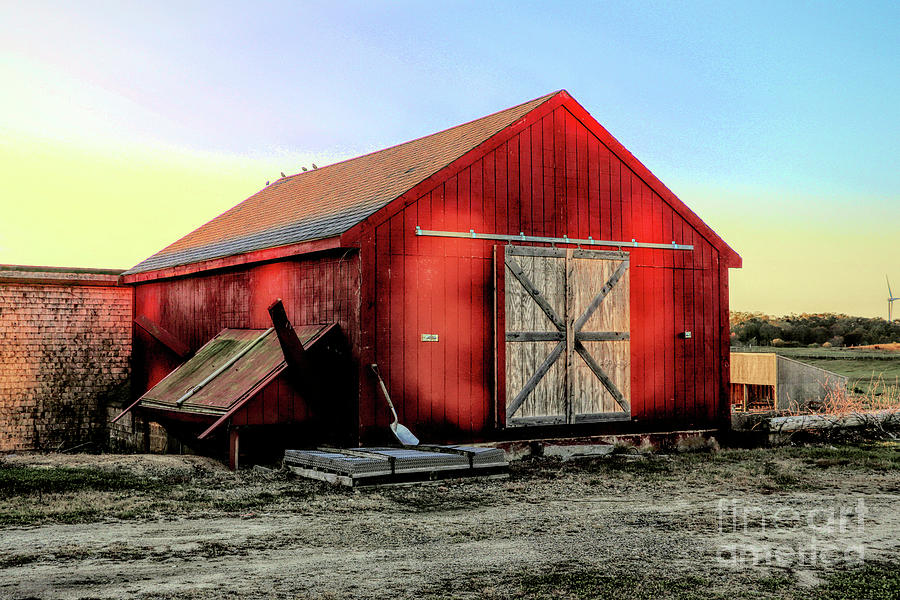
[356,94,742,438]
[347,91,739,268]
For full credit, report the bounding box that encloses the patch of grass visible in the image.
[112,507,146,520]
[758,573,795,592]
[425,567,740,600]
[2,442,895,526]
[802,358,900,397]
[0,465,160,498]
[0,552,40,568]
[381,484,495,512]
[512,446,830,492]
[0,501,103,526]
[197,540,244,558]
[762,460,800,489]
[212,491,278,512]
[281,487,317,500]
[812,562,900,600]
[708,448,761,463]
[0,463,336,525]
[0,464,188,525]
[752,441,900,472]
[492,443,896,496]
[782,442,900,472]
[517,570,714,600]
[171,488,213,502]
[427,563,898,600]
[600,458,675,478]
[690,444,897,491]
[516,455,676,481]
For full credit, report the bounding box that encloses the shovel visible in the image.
[370,364,419,446]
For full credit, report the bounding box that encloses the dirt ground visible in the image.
[1,443,898,599]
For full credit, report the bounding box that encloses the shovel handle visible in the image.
[369,364,399,425]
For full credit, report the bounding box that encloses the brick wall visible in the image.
[0,265,133,451]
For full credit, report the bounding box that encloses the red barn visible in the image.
[119,90,741,465]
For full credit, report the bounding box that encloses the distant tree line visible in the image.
[730,312,900,347]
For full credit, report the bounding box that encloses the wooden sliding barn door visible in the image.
[495,246,630,426]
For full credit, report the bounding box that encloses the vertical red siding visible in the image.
[132,251,360,434]
[368,104,728,439]
[718,264,732,426]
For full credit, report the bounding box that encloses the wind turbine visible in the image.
[888,276,899,322]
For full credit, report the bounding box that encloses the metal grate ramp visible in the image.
[283,445,508,487]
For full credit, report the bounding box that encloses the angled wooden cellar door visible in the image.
[496,245,630,426]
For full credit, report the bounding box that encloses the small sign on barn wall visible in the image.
[421,334,439,342]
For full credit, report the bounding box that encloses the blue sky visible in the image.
[0,1,897,317]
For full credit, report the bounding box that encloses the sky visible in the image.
[0,1,897,318]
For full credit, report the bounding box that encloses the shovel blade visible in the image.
[391,423,420,446]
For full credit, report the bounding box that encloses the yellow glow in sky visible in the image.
[678,183,899,319]
[2,133,895,319]
[0,133,355,270]
[0,135,252,268]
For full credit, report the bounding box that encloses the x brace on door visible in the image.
[504,251,631,421]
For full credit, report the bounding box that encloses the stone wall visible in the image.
[106,404,148,452]
[107,405,175,454]
[0,265,133,451]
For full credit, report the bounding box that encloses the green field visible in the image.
[731,346,900,397]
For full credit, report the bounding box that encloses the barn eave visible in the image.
[120,236,350,284]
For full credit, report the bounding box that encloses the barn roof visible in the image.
[124,89,740,278]
[124,91,559,276]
